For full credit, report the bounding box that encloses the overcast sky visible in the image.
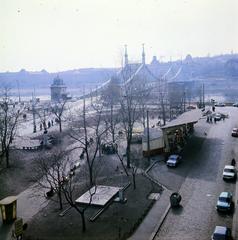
[0,0,237,72]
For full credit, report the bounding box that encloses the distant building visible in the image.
[50,75,67,101]
[150,56,160,66]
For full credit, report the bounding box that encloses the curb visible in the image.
[148,204,171,240]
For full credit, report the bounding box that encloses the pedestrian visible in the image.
[51,119,54,126]
[40,123,42,131]
[43,121,46,129]
[231,158,236,166]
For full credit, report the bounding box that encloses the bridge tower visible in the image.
[142,43,145,65]
[124,44,128,66]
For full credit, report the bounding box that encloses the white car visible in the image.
[231,128,238,137]
[215,102,225,107]
[166,155,181,167]
[223,165,237,180]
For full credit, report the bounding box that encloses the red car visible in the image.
[231,128,238,137]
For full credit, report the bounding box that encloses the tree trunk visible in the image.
[6,148,9,168]
[89,166,93,187]
[132,173,136,190]
[126,143,131,168]
[58,190,63,210]
[142,108,146,128]
[59,119,62,132]
[81,211,86,233]
[110,104,115,143]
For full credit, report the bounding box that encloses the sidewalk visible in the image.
[0,184,49,240]
[232,178,238,239]
[128,188,171,240]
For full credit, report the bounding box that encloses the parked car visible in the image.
[214,113,222,121]
[215,102,225,107]
[231,128,238,137]
[216,192,233,212]
[211,226,232,240]
[223,165,237,181]
[233,102,238,107]
[187,105,196,110]
[220,113,229,119]
[166,154,181,167]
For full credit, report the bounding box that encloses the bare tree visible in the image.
[137,80,151,128]
[31,148,71,210]
[100,76,121,143]
[31,146,96,232]
[69,97,107,187]
[62,178,97,233]
[159,91,167,126]
[130,146,142,190]
[168,82,185,115]
[50,99,68,132]
[0,87,22,167]
[33,105,50,131]
[119,80,142,168]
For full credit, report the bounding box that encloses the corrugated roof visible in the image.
[161,109,202,129]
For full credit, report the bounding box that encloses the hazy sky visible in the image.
[0,0,237,72]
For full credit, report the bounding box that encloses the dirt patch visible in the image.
[0,150,38,199]
[24,174,162,240]
[0,131,75,199]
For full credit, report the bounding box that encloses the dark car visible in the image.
[211,226,232,240]
[233,102,238,107]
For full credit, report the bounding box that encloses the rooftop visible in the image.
[161,109,202,129]
[75,185,120,207]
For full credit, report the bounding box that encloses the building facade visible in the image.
[50,75,67,101]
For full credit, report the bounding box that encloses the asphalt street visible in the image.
[151,107,238,240]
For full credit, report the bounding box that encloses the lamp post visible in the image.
[146,110,151,163]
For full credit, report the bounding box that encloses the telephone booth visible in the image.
[0,196,17,224]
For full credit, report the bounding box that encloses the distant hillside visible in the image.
[0,53,238,92]
[0,68,118,90]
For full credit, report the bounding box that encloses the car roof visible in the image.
[169,155,179,158]
[232,128,238,131]
[219,192,231,198]
[224,165,235,170]
[214,226,228,235]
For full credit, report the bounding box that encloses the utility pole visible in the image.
[32,93,36,133]
[183,91,186,113]
[146,110,150,163]
[17,79,21,103]
[202,83,205,108]
[90,88,92,105]
[199,85,202,108]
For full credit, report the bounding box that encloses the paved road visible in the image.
[152,107,237,240]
